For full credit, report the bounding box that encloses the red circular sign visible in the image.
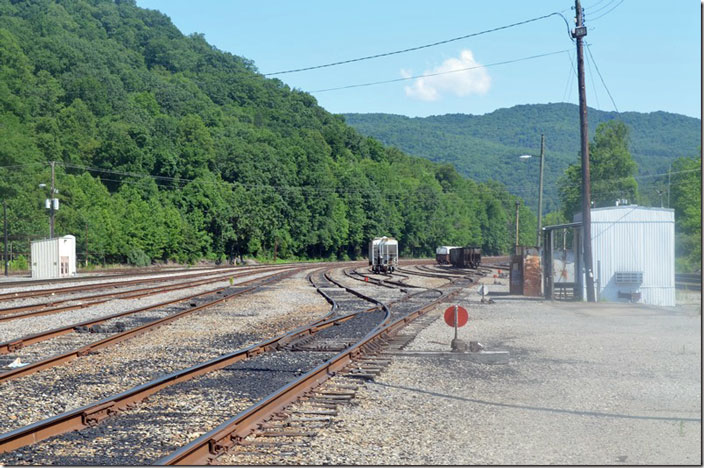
[444,305,468,327]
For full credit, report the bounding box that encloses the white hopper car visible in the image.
[368,236,398,273]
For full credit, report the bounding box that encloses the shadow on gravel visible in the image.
[369,381,702,423]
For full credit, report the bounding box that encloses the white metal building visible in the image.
[31,235,77,279]
[574,206,675,306]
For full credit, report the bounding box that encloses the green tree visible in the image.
[559,120,638,219]
[670,155,701,271]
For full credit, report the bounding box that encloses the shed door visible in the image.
[60,256,69,276]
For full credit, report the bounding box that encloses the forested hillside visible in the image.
[344,105,701,213]
[0,0,539,266]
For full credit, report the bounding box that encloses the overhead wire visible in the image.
[585,0,619,16]
[583,0,611,11]
[310,49,571,93]
[265,11,573,76]
[55,161,698,200]
[584,42,601,110]
[589,0,625,21]
[585,43,619,112]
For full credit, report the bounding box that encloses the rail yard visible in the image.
[0,260,699,465]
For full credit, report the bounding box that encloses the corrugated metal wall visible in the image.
[31,238,59,279]
[31,235,76,279]
[588,206,675,306]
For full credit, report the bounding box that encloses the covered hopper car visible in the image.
[369,236,398,273]
[450,246,481,269]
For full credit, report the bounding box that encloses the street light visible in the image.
[39,161,58,239]
[517,135,545,247]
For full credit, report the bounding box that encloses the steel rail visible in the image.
[0,266,253,302]
[0,265,237,290]
[344,268,419,290]
[0,268,298,383]
[0,266,375,454]
[156,278,460,465]
[0,266,290,354]
[402,265,470,279]
[0,265,285,321]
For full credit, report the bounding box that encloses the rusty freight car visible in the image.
[449,246,481,269]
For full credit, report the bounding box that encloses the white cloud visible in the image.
[403,50,491,101]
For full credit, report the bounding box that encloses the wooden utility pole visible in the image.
[514,200,520,252]
[667,164,671,208]
[573,0,595,302]
[49,161,55,239]
[537,134,545,247]
[3,201,7,277]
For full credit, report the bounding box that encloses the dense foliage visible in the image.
[669,155,702,271]
[0,0,537,266]
[344,104,700,213]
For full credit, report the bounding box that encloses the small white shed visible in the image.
[31,235,77,279]
[575,206,675,306]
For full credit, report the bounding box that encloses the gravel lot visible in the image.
[240,278,701,465]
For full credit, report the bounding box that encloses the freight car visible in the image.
[435,246,459,264]
[369,236,398,273]
[449,246,482,269]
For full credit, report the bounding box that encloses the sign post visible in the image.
[444,305,469,352]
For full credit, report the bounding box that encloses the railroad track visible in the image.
[0,266,253,302]
[344,267,419,290]
[0,266,297,381]
[0,265,235,289]
[0,265,286,321]
[158,267,471,465]
[675,273,701,291]
[0,264,468,465]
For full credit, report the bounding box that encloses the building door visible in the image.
[60,256,69,276]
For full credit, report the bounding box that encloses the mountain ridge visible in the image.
[344,103,700,212]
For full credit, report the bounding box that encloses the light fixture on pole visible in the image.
[39,161,59,239]
[517,134,546,248]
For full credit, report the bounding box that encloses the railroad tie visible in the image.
[291,409,338,416]
[257,430,318,438]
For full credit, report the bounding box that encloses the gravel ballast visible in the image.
[0,270,329,433]
[223,278,701,465]
[2,264,699,465]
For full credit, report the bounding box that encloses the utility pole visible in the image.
[3,201,8,277]
[573,0,595,302]
[49,160,55,239]
[667,164,671,208]
[537,134,545,247]
[514,200,520,253]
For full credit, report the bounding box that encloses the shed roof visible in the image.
[574,205,674,223]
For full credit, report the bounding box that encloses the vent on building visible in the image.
[615,271,643,284]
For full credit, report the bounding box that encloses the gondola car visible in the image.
[435,246,459,264]
[449,246,482,269]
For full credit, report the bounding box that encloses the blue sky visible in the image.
[136,0,700,119]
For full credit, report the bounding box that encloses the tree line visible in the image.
[0,0,537,267]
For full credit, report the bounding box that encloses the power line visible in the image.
[585,0,618,16]
[585,43,619,112]
[583,0,611,11]
[589,0,625,21]
[584,44,601,110]
[310,49,571,93]
[264,12,572,76]
[0,162,47,170]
